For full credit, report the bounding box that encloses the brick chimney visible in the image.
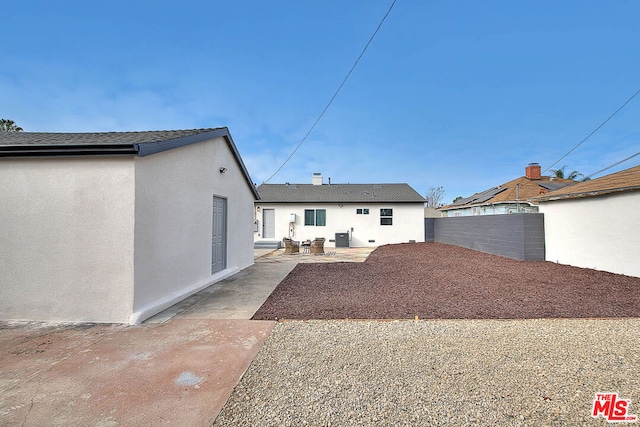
[525,163,541,179]
[312,172,323,185]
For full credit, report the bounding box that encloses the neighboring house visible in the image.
[0,128,259,324]
[531,164,640,278]
[424,207,441,218]
[255,173,425,248]
[439,163,575,216]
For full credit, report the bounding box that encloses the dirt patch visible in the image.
[252,242,640,320]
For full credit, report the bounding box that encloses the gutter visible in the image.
[0,128,231,158]
[0,144,139,157]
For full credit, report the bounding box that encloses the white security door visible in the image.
[263,209,275,239]
[212,196,227,274]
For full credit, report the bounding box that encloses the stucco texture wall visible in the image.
[431,214,545,261]
[254,203,425,247]
[539,192,640,278]
[0,158,135,323]
[132,137,256,322]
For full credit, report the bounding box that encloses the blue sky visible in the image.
[2,0,639,202]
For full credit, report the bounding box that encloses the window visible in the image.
[380,208,393,225]
[356,208,370,215]
[356,208,362,214]
[305,209,326,226]
[304,210,314,226]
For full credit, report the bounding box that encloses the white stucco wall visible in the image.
[0,158,135,323]
[131,137,256,323]
[254,203,425,247]
[539,191,640,278]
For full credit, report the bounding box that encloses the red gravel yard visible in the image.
[252,243,640,320]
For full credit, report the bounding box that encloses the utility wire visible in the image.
[583,151,640,180]
[264,0,398,183]
[543,88,640,173]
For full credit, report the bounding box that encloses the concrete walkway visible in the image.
[0,247,374,426]
[146,247,374,323]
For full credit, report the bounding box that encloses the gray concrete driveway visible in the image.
[0,247,374,426]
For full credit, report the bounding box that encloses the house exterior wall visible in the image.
[432,213,545,261]
[538,192,640,278]
[0,158,136,323]
[254,203,425,247]
[131,137,255,323]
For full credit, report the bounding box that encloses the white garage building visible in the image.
[533,165,640,278]
[0,128,259,324]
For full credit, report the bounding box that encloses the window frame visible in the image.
[380,208,393,226]
[304,209,315,226]
[304,209,326,226]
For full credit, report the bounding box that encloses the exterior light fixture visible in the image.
[219,167,228,174]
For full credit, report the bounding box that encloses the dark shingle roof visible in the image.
[0,128,220,146]
[257,183,425,203]
[0,128,228,158]
[0,127,260,199]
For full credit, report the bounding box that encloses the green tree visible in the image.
[0,119,23,132]
[452,196,464,204]
[550,165,584,181]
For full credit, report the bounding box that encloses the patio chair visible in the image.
[283,237,299,254]
[310,237,325,254]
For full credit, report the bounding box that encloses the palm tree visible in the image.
[550,165,584,181]
[0,119,23,132]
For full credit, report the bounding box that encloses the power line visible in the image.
[543,88,640,173]
[264,0,398,183]
[583,151,640,180]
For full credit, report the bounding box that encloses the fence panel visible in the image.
[425,214,545,261]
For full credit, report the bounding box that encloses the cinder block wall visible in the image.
[426,214,545,261]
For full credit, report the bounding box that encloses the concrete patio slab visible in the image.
[0,319,274,426]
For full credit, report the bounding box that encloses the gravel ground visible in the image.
[252,242,640,320]
[214,319,640,426]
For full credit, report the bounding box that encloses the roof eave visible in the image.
[534,185,640,202]
[0,144,139,157]
[219,130,261,200]
[256,200,425,204]
[0,127,261,200]
[136,129,226,156]
[439,200,536,210]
